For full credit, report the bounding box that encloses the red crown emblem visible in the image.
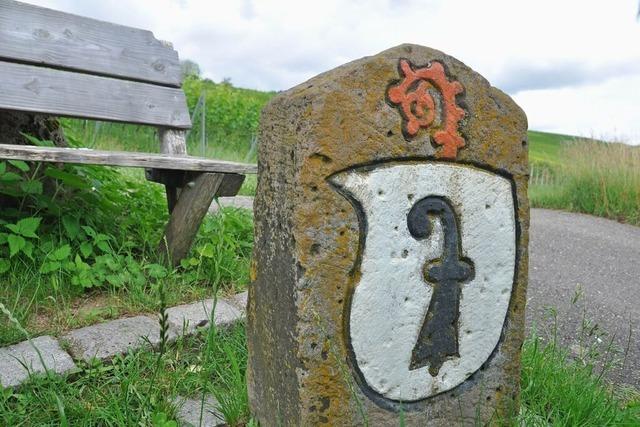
[388,59,466,159]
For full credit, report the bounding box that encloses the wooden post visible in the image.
[201,90,206,157]
[159,128,188,213]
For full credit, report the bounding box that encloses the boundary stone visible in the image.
[247,44,529,425]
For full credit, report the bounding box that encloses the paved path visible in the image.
[528,209,640,388]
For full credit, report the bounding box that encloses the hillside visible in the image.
[528,130,575,166]
[65,78,571,165]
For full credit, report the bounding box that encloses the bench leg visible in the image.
[165,186,180,213]
[159,173,225,266]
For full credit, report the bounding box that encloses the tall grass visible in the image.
[0,296,251,425]
[530,139,640,225]
[0,116,254,346]
[521,328,640,425]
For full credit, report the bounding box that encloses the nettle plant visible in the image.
[0,132,254,293]
[0,133,169,289]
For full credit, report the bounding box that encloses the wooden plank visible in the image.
[145,170,245,196]
[217,173,246,197]
[159,173,226,266]
[0,0,181,86]
[0,144,258,174]
[0,61,191,128]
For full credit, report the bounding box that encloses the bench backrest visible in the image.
[0,0,191,129]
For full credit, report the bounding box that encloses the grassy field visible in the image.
[528,130,575,166]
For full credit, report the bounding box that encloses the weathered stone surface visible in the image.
[248,44,528,426]
[0,336,76,388]
[173,395,225,427]
[62,316,160,362]
[166,298,243,337]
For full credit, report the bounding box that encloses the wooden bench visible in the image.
[0,0,257,266]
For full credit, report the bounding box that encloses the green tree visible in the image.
[180,59,201,79]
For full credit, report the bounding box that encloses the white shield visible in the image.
[330,161,516,402]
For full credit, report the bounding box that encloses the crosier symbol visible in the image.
[387,59,466,159]
[407,196,475,376]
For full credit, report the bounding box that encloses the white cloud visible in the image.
[514,75,640,144]
[21,0,640,140]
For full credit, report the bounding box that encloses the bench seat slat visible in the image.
[0,0,181,86]
[0,61,191,128]
[0,144,257,174]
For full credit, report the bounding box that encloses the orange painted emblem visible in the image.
[387,59,466,159]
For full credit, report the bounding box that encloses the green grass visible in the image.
[528,130,575,167]
[0,317,637,426]
[0,319,253,426]
[520,308,640,425]
[0,202,253,346]
[529,137,640,225]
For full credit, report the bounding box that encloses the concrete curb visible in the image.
[0,291,248,389]
[208,196,254,214]
[0,336,77,388]
[173,395,226,427]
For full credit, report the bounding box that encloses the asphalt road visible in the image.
[528,209,640,388]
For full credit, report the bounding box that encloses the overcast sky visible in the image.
[25,0,640,142]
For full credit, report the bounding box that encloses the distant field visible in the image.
[527,130,575,166]
[527,131,640,225]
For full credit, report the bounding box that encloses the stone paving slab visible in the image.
[0,292,247,388]
[166,298,243,337]
[0,336,76,388]
[62,315,160,362]
[173,395,225,427]
[209,196,254,214]
[228,290,248,314]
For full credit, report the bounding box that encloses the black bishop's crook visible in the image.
[407,196,475,377]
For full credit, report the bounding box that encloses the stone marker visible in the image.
[247,44,528,426]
